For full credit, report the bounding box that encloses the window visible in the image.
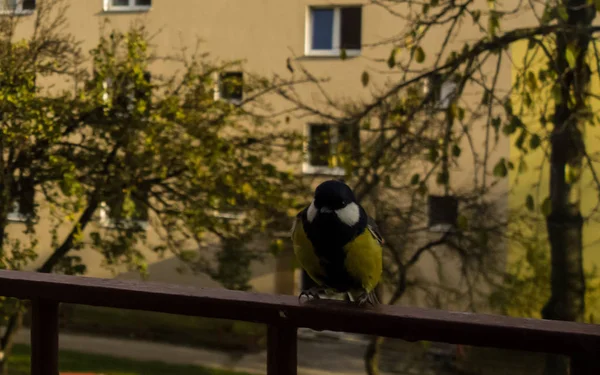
[99,190,149,230]
[216,72,243,103]
[306,6,362,56]
[0,0,35,14]
[423,74,457,110]
[104,0,151,12]
[428,195,458,232]
[7,178,35,223]
[303,124,358,175]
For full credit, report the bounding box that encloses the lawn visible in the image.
[22,304,267,353]
[8,344,254,375]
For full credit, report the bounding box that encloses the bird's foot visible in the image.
[298,287,326,302]
[356,291,379,307]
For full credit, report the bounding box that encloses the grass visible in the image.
[23,304,267,353]
[8,344,253,375]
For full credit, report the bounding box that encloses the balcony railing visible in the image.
[0,269,598,375]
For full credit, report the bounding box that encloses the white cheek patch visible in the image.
[335,202,360,226]
[307,200,317,223]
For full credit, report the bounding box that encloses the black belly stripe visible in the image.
[302,210,368,292]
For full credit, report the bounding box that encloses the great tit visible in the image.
[291,180,383,305]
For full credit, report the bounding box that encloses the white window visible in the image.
[0,0,35,14]
[214,72,243,104]
[104,0,151,12]
[305,6,362,57]
[423,74,457,110]
[303,124,357,175]
[427,195,458,232]
[98,192,149,230]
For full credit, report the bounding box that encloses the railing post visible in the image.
[267,324,297,375]
[31,299,59,375]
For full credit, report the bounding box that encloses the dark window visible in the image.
[310,7,362,52]
[135,0,151,5]
[23,0,35,10]
[426,73,457,109]
[219,72,243,102]
[340,7,362,50]
[111,0,129,6]
[311,9,334,50]
[308,124,331,166]
[428,195,458,230]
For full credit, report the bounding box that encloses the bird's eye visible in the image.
[341,200,347,205]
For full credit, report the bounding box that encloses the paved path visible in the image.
[14,328,392,375]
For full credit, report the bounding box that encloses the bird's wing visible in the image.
[366,216,384,246]
[290,208,326,286]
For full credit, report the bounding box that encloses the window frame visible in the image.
[423,74,458,110]
[103,0,151,13]
[0,0,35,15]
[302,123,354,176]
[304,6,362,57]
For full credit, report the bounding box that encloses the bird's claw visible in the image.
[356,291,379,307]
[298,287,325,302]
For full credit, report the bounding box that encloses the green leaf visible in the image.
[488,12,500,36]
[552,85,562,103]
[529,134,541,150]
[518,159,528,173]
[557,4,568,21]
[384,175,392,187]
[471,10,481,23]
[541,197,552,216]
[457,107,465,121]
[340,49,348,60]
[457,215,469,231]
[566,45,577,68]
[525,195,534,211]
[387,48,397,68]
[414,46,425,63]
[452,144,462,157]
[361,71,370,87]
[410,174,420,185]
[493,158,508,177]
[526,71,537,91]
[428,146,439,162]
[595,0,600,12]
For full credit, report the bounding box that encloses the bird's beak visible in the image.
[320,207,333,213]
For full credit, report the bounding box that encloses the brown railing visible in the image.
[0,269,598,375]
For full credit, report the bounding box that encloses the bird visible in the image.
[290,179,383,306]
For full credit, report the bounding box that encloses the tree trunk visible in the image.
[0,307,23,375]
[542,0,593,374]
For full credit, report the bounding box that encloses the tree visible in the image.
[0,1,305,371]
[277,0,600,374]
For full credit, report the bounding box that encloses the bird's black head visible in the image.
[313,180,356,211]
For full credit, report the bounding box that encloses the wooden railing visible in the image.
[0,269,598,375]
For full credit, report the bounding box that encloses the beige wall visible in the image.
[4,0,513,300]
